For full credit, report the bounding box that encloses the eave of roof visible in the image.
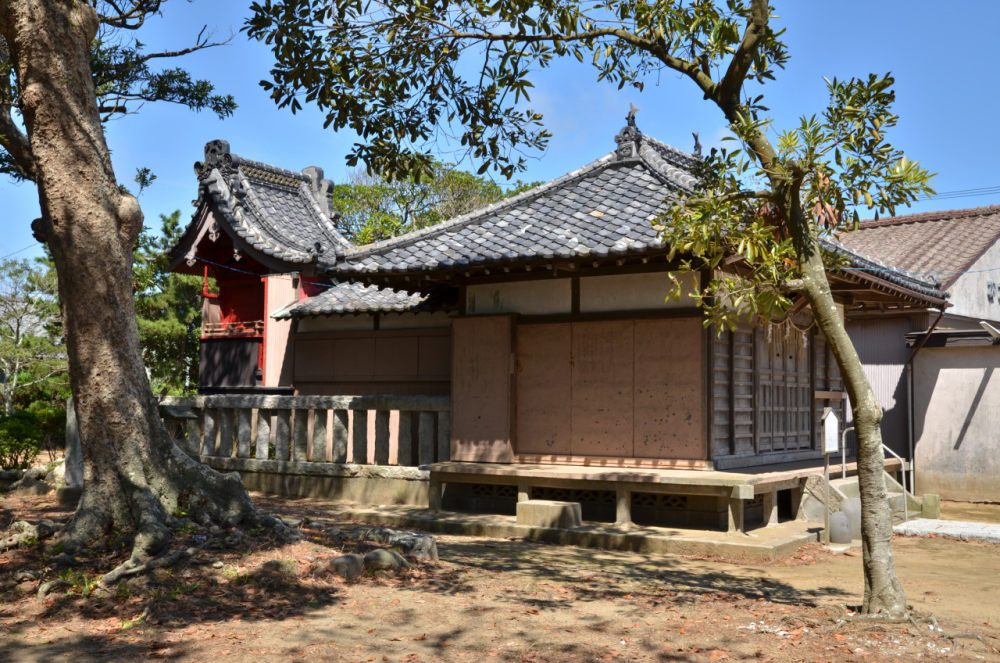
[274,281,455,319]
[822,238,949,306]
[905,329,1000,348]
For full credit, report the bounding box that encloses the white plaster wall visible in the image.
[379,312,451,329]
[467,278,571,315]
[946,240,1000,322]
[297,315,375,332]
[579,271,697,312]
[264,275,296,386]
[913,346,1000,501]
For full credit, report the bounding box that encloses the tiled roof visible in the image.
[324,126,700,275]
[272,282,436,318]
[821,238,947,303]
[837,205,1000,289]
[185,140,351,265]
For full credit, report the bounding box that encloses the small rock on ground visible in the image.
[363,548,409,574]
[326,554,364,581]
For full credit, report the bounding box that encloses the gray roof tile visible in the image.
[188,140,351,266]
[273,282,435,318]
[327,127,697,276]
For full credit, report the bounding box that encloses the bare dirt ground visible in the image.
[1,492,998,663]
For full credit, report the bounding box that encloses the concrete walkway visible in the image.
[894,518,1000,544]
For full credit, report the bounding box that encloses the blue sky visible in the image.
[3,1,999,263]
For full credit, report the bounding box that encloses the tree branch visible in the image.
[95,0,163,30]
[713,0,769,113]
[0,45,35,180]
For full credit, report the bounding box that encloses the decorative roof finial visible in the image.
[195,139,233,177]
[692,132,702,158]
[615,106,643,160]
[303,166,335,218]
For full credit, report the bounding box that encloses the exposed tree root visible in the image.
[55,435,301,575]
[100,548,190,587]
[821,608,999,656]
[0,519,60,551]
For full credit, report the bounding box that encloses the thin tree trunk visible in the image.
[0,0,285,570]
[780,186,906,617]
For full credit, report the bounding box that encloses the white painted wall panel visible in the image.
[467,278,571,315]
[579,271,696,312]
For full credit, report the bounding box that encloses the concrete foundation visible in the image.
[203,457,429,505]
[516,500,583,528]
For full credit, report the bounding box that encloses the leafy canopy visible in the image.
[1,1,236,181]
[248,0,933,327]
[133,211,203,395]
[332,162,538,243]
[0,257,66,414]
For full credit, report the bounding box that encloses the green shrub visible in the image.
[0,410,43,469]
[25,401,66,459]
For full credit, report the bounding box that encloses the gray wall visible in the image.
[846,317,915,458]
[945,240,1000,323]
[913,345,1000,501]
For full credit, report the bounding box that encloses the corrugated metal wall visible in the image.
[846,317,915,458]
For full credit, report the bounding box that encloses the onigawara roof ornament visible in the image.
[615,104,643,160]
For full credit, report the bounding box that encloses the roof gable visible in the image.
[837,205,1000,289]
[171,140,352,271]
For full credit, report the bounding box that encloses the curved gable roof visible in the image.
[325,125,700,276]
[170,140,351,271]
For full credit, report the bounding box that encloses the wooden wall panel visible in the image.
[292,327,451,390]
[293,338,336,382]
[451,316,515,462]
[633,318,704,460]
[571,320,634,456]
[515,323,572,455]
[332,337,376,379]
[418,335,452,380]
[374,336,420,378]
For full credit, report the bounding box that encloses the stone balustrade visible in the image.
[159,394,451,468]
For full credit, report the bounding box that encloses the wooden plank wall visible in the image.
[712,323,841,464]
[514,323,572,454]
[450,315,515,462]
[514,317,705,461]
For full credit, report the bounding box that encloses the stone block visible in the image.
[921,493,941,519]
[516,499,582,529]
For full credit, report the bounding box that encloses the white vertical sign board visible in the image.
[822,410,839,455]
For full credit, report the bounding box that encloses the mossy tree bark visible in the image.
[0,0,284,574]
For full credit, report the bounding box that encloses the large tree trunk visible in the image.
[0,0,282,571]
[783,190,907,618]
